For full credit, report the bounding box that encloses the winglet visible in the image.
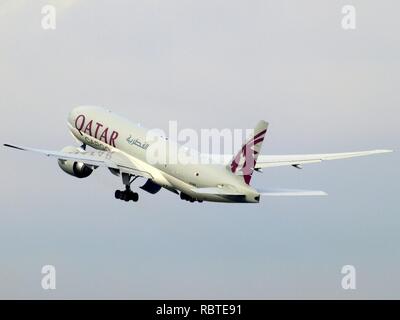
[3,143,25,151]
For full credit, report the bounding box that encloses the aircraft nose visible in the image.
[68,106,84,127]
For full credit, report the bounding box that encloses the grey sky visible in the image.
[0,0,399,299]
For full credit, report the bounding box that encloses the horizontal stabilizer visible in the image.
[257,188,327,196]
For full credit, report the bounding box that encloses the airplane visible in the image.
[4,106,393,204]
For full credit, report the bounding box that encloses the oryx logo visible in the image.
[230,122,268,185]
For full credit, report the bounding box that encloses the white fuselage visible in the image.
[68,106,260,203]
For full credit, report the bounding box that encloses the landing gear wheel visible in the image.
[114,190,139,202]
[124,193,129,202]
[115,173,141,202]
[130,192,139,202]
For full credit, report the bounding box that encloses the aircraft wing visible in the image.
[3,144,153,179]
[255,149,393,169]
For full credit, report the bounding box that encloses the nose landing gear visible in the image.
[115,173,139,202]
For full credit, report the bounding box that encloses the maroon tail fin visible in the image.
[230,120,268,185]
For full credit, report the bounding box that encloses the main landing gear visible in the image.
[115,188,139,202]
[115,173,139,202]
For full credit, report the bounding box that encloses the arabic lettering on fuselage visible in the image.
[127,135,149,150]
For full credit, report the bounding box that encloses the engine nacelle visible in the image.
[58,146,93,178]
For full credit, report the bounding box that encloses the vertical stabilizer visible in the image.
[230,120,268,184]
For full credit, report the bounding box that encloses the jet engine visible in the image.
[57,146,93,178]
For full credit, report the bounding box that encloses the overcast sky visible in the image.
[0,0,399,299]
